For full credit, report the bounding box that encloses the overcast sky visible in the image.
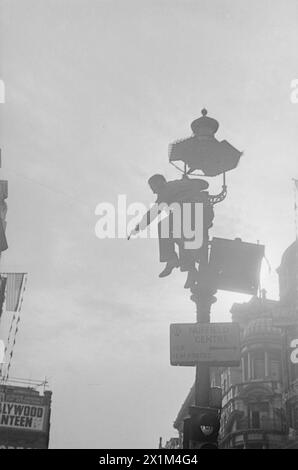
[0,0,297,448]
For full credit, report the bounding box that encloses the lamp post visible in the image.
[169,109,242,445]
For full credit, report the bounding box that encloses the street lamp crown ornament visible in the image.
[190,108,219,137]
[169,108,242,176]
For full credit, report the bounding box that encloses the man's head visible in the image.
[148,174,166,194]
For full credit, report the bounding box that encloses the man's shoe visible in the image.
[159,261,179,278]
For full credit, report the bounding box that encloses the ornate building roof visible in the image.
[277,240,298,272]
[242,317,280,342]
[277,240,298,302]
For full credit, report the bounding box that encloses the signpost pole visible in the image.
[193,227,212,407]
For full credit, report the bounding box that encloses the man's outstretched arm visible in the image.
[128,203,161,239]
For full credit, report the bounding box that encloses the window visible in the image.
[271,360,280,381]
[251,411,260,428]
[249,403,269,429]
[242,354,248,381]
[254,359,265,379]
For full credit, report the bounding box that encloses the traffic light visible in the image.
[187,406,220,449]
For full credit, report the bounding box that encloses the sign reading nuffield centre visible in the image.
[170,322,241,367]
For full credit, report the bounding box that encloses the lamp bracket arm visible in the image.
[209,185,227,205]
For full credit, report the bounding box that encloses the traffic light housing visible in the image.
[186,406,220,449]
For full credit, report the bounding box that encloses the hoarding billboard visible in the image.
[0,401,46,431]
[0,385,52,449]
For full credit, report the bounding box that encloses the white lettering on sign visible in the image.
[0,401,45,431]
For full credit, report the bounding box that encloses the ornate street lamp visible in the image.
[168,110,264,449]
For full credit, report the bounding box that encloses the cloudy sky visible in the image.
[0,0,297,448]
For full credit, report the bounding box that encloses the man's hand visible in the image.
[127,227,139,240]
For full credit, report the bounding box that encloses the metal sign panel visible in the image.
[209,237,265,295]
[170,322,241,366]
